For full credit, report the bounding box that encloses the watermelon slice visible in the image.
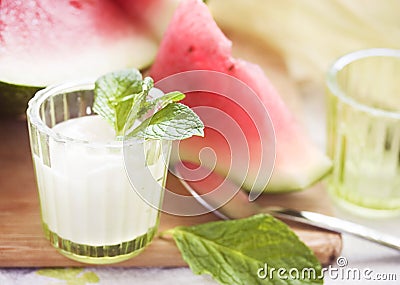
[0,0,157,116]
[150,0,332,192]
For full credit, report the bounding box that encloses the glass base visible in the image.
[330,193,400,218]
[43,223,157,264]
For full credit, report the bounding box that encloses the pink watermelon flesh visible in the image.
[150,0,332,192]
[114,0,160,30]
[0,0,157,86]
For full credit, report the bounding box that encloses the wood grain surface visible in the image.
[0,118,341,267]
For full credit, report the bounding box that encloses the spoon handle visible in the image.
[265,207,400,252]
[171,163,400,252]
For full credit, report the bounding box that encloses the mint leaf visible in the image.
[93,69,204,140]
[168,214,322,285]
[36,268,99,285]
[156,91,186,108]
[128,103,204,140]
[93,69,145,136]
[135,91,186,118]
[124,77,155,132]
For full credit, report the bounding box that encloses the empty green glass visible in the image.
[326,48,400,217]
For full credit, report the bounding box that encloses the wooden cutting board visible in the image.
[0,118,341,267]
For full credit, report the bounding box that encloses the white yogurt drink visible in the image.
[27,81,171,264]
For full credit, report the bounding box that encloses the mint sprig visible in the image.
[93,69,204,140]
[163,214,323,285]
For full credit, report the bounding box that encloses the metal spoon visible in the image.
[172,164,400,252]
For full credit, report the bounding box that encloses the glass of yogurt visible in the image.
[26,79,171,264]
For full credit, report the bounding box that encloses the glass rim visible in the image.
[327,48,400,119]
[26,78,142,148]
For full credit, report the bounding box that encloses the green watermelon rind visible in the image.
[262,166,332,193]
[0,81,43,117]
[0,57,155,117]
